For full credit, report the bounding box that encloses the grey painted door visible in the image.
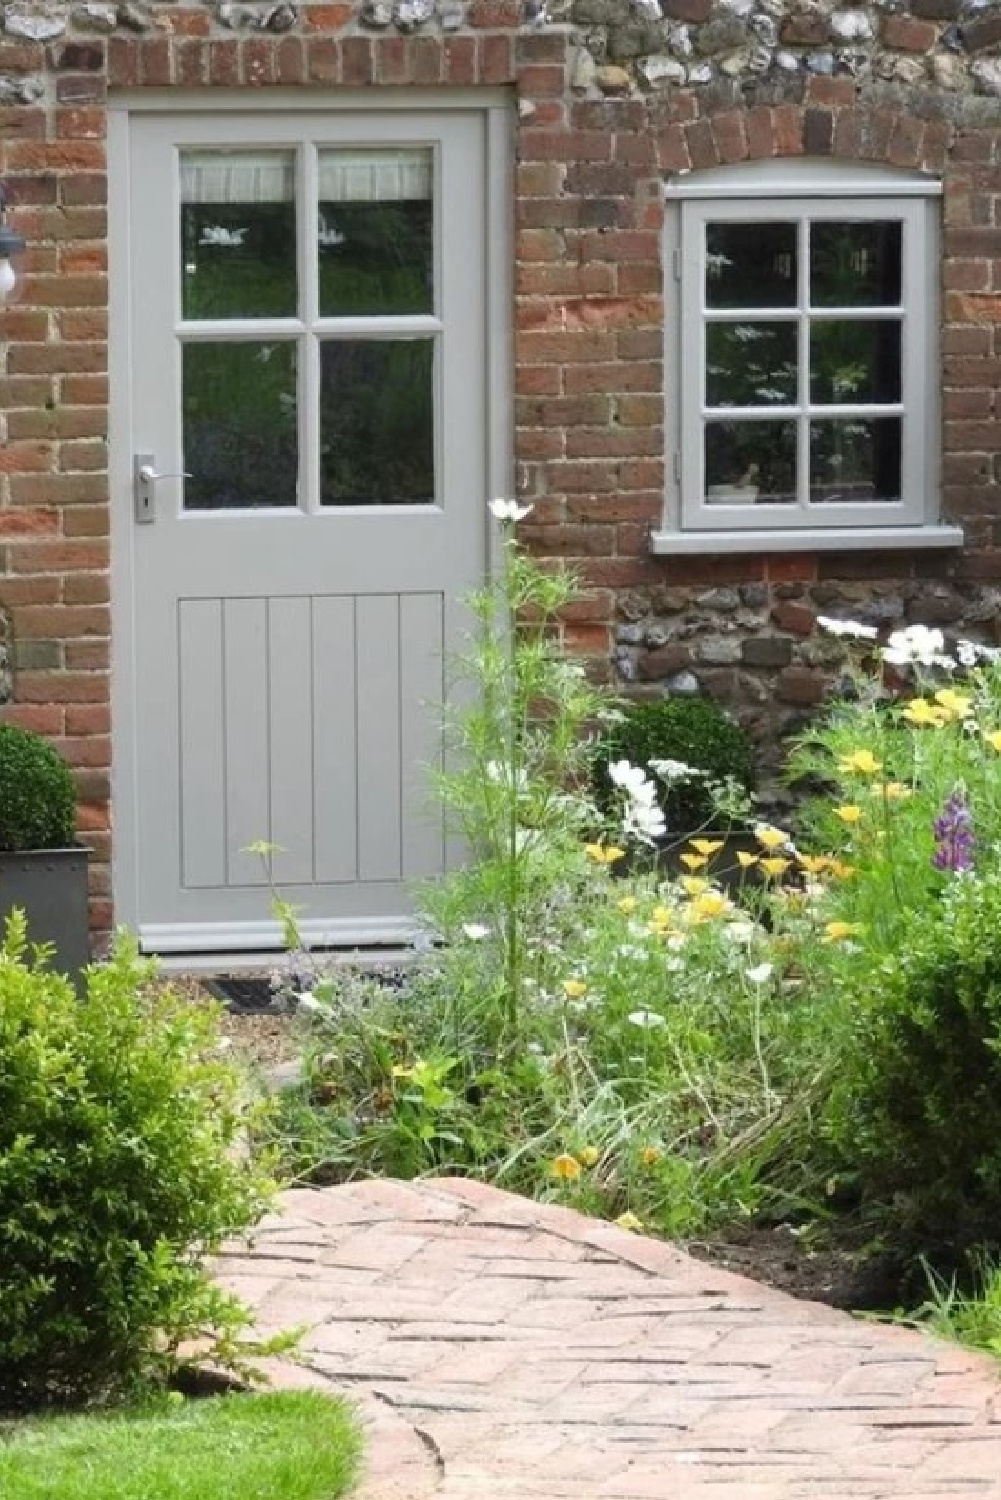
[122,110,489,952]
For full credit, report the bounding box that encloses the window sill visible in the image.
[649,525,964,556]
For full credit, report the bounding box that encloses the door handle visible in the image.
[133,452,192,524]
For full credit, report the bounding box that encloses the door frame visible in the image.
[108,88,513,949]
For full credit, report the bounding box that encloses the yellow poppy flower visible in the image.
[640,1146,661,1167]
[736,850,760,868]
[797,853,827,875]
[680,852,708,871]
[585,843,625,864]
[690,838,724,856]
[679,875,710,896]
[551,1152,582,1181]
[755,825,789,851]
[690,892,729,921]
[578,1146,600,1168]
[902,698,948,728]
[563,979,588,999]
[834,805,863,825]
[651,905,673,925]
[934,688,972,719]
[617,896,638,915]
[760,856,791,878]
[822,920,862,943]
[615,1211,644,1232]
[838,749,882,776]
[986,731,1001,753]
[826,860,856,880]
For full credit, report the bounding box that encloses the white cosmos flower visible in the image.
[881,624,949,668]
[608,759,652,796]
[489,498,533,523]
[622,800,667,843]
[746,963,774,985]
[817,616,878,641]
[627,1009,667,1029]
[462,923,490,941]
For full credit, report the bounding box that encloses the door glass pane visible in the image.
[320,338,434,506]
[810,222,902,308]
[182,341,298,510]
[705,223,797,309]
[318,149,433,318]
[810,320,901,405]
[180,150,297,320]
[704,420,797,504]
[706,322,798,407]
[809,418,901,503]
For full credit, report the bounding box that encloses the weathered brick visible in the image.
[881,13,937,51]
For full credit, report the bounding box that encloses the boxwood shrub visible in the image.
[0,722,76,851]
[0,916,274,1409]
[593,696,755,833]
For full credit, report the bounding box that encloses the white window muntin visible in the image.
[675,189,936,534]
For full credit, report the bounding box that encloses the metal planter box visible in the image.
[0,847,90,979]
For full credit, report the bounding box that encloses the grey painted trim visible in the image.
[650,524,965,555]
[109,87,509,114]
[665,159,943,198]
[108,108,140,932]
[141,916,421,953]
[486,102,515,575]
[664,161,941,545]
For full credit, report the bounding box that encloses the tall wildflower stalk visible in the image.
[425,501,613,1056]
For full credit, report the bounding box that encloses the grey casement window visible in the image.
[652,160,962,555]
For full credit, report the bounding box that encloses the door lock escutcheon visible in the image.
[133,453,191,524]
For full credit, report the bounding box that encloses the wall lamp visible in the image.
[0,184,26,303]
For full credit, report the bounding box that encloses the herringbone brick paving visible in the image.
[215,1178,1001,1498]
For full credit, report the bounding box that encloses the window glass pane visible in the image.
[706,322,798,407]
[705,420,797,505]
[810,223,902,308]
[180,150,296,321]
[705,223,797,309]
[810,321,901,405]
[182,342,298,511]
[809,418,901,503]
[318,149,433,318]
[320,339,434,506]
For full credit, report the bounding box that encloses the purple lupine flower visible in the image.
[932,787,975,874]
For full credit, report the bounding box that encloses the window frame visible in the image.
[653,159,961,555]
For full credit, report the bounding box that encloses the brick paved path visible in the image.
[215,1178,1001,1499]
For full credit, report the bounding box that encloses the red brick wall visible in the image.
[0,8,1000,939]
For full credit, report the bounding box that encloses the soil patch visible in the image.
[684,1220,902,1311]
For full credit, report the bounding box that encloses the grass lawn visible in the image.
[0,1390,361,1500]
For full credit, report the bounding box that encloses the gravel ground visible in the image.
[169,975,303,1070]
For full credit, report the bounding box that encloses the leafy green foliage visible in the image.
[902,1252,1001,1358]
[265,519,838,1240]
[0,723,76,851]
[0,1391,361,1500]
[0,916,276,1409]
[593,697,755,832]
[827,871,1001,1259]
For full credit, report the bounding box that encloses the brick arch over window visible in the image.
[657,99,952,180]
